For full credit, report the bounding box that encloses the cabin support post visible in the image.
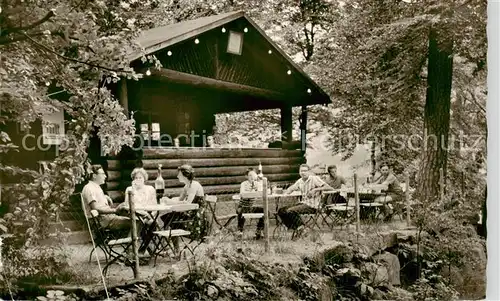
[118,78,129,117]
[300,106,307,151]
[280,106,292,143]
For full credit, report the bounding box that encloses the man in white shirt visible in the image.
[82,165,130,235]
[278,164,333,231]
[372,163,404,220]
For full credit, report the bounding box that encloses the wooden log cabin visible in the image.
[104,11,331,202]
[1,11,331,206]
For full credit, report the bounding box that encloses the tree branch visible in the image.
[23,32,130,74]
[468,90,486,116]
[69,0,89,13]
[7,10,55,33]
[302,26,311,60]
[0,30,63,45]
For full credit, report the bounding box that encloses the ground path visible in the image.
[53,220,415,292]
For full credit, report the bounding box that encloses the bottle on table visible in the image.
[257,162,264,191]
[155,164,165,204]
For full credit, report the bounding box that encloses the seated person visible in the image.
[373,163,404,220]
[278,164,333,231]
[82,165,130,237]
[117,167,157,223]
[117,167,159,254]
[323,165,347,204]
[161,165,206,244]
[206,135,215,148]
[238,168,267,240]
[161,164,204,205]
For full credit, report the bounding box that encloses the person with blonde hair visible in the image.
[117,167,161,256]
[117,167,157,223]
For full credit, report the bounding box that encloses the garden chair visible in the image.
[232,194,266,240]
[285,191,332,239]
[271,191,307,240]
[387,183,414,221]
[79,194,135,277]
[205,194,238,235]
[321,193,355,230]
[151,203,200,265]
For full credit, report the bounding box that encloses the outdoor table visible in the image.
[237,191,302,213]
[143,202,199,231]
[323,187,387,201]
[135,204,173,212]
[238,191,302,199]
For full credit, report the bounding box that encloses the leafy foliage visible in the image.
[0,0,173,287]
[0,240,87,298]
[0,1,487,298]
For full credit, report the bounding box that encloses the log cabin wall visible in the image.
[106,147,305,202]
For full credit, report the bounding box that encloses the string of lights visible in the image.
[142,25,313,95]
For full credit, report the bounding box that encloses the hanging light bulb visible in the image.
[244,27,248,33]
[268,50,272,54]
[146,69,151,76]
[194,38,200,44]
[167,51,172,56]
[287,70,292,75]
[221,27,226,33]
[307,88,312,94]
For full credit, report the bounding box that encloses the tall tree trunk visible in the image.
[371,140,376,177]
[417,27,453,204]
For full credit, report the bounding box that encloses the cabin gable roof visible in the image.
[134,11,245,59]
[131,11,331,108]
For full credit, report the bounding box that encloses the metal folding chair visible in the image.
[80,194,135,276]
[291,192,327,237]
[205,195,238,235]
[151,203,199,265]
[272,193,305,240]
[232,194,266,240]
[359,190,387,222]
[323,193,355,230]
